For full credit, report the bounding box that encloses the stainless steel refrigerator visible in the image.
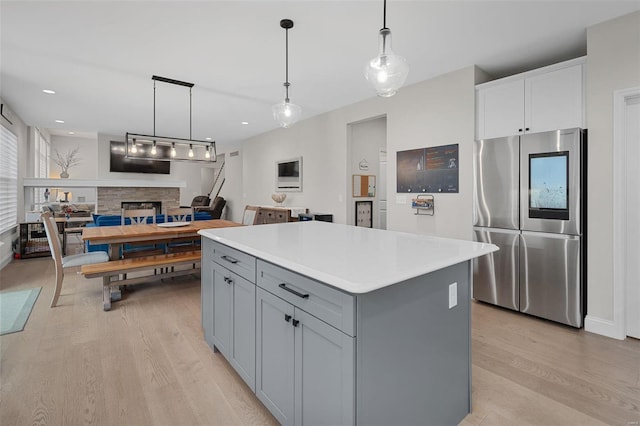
[473,128,586,327]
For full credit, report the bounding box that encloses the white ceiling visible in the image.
[1,1,638,147]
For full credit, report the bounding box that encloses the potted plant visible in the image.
[52,147,81,178]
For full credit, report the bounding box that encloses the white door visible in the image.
[378,149,387,230]
[625,94,640,339]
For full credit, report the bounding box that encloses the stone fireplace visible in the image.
[97,187,180,215]
[121,201,163,212]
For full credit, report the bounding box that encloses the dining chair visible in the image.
[121,208,156,225]
[164,207,197,254]
[242,205,259,225]
[41,212,109,307]
[164,207,194,223]
[120,208,163,258]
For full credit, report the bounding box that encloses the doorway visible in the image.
[614,87,640,339]
[347,116,387,229]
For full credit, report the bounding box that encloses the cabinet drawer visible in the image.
[257,260,355,336]
[205,238,256,283]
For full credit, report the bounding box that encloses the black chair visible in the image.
[207,197,226,219]
[189,195,210,208]
[185,195,226,219]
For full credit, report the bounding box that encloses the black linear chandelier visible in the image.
[125,75,216,163]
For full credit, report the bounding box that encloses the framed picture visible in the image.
[352,175,376,197]
[276,157,302,191]
[355,200,373,228]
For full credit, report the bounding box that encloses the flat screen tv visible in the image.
[110,141,170,174]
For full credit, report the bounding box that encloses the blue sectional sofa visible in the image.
[86,211,212,253]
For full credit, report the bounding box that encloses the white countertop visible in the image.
[199,221,498,294]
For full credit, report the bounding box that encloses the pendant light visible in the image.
[364,0,409,97]
[272,19,302,128]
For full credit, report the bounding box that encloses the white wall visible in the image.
[49,134,98,203]
[218,145,243,222]
[240,66,479,240]
[585,11,640,326]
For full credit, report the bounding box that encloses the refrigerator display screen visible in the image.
[529,152,569,220]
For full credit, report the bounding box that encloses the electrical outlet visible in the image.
[449,282,457,309]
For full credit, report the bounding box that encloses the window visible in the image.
[0,125,18,234]
[33,129,50,206]
[34,128,49,179]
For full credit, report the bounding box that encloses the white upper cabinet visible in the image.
[477,79,525,140]
[476,57,585,140]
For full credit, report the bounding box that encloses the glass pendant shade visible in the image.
[273,19,301,128]
[364,28,408,98]
[272,90,302,128]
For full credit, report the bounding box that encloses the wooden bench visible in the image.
[81,250,201,311]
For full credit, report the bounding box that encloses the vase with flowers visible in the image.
[52,147,81,178]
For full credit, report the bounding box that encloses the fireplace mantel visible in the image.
[23,178,186,188]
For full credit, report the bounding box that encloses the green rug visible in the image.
[0,287,41,335]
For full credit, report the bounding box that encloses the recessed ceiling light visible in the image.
[68,131,75,135]
[55,120,64,123]
[206,137,212,140]
[241,121,249,125]
[42,89,56,94]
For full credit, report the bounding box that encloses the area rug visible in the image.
[0,287,41,335]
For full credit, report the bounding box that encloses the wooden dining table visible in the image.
[80,219,243,308]
[82,219,243,260]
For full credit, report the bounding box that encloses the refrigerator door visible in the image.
[474,136,519,229]
[520,128,583,235]
[473,227,520,311]
[519,231,582,327]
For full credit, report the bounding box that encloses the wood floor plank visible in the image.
[2,257,640,426]
[471,365,610,426]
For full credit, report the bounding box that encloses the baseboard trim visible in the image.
[584,315,625,340]
[0,253,14,270]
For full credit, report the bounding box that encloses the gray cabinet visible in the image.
[202,237,472,425]
[255,288,295,424]
[256,277,355,426]
[204,239,256,391]
[201,255,215,348]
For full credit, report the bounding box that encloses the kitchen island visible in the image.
[199,221,497,426]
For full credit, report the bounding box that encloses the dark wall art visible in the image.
[396,144,459,193]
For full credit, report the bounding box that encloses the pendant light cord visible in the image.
[285,27,290,101]
[189,87,192,140]
[153,80,156,136]
[382,0,387,30]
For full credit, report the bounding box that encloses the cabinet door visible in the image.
[212,265,232,357]
[477,79,524,139]
[201,258,215,348]
[230,273,256,391]
[294,309,355,426]
[256,288,295,426]
[525,64,583,134]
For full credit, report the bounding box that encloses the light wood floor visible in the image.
[1,256,639,426]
